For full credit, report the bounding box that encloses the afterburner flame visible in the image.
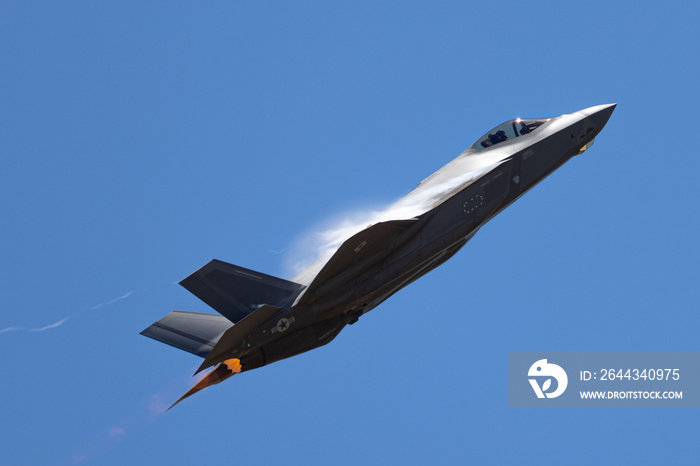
[224,358,242,373]
[168,359,242,410]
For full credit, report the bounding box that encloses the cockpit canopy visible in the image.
[470,118,549,151]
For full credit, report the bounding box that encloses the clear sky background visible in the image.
[2,1,699,464]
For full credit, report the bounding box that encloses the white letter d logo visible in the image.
[528,359,568,399]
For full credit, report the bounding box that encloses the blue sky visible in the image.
[2,1,699,464]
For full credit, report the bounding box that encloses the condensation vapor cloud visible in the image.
[0,316,72,334]
[285,163,497,285]
[1,290,136,337]
[88,291,133,310]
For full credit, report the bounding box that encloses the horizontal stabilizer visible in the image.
[196,304,281,374]
[180,259,305,324]
[140,311,233,358]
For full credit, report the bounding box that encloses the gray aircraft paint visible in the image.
[142,104,616,408]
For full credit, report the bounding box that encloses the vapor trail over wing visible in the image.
[297,218,419,306]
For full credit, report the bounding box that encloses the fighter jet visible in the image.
[141,103,616,408]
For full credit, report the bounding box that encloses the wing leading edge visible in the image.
[296,218,419,306]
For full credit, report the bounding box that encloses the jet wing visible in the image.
[297,218,419,305]
[140,310,233,358]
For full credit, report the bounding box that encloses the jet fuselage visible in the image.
[234,104,617,371]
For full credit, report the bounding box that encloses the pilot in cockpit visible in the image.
[481,129,508,148]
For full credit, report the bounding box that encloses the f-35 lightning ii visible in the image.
[141,104,616,408]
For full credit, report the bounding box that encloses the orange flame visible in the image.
[224,358,242,373]
[168,358,243,410]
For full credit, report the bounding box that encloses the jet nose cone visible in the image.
[588,103,617,132]
[572,104,616,154]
